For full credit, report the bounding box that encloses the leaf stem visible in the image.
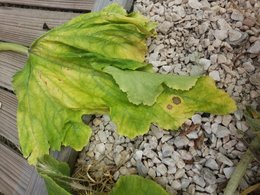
[223,148,254,195]
[0,41,28,55]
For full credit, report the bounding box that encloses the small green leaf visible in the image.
[110,175,168,195]
[36,155,71,195]
[104,66,199,105]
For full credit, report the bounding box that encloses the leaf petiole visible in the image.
[0,41,28,55]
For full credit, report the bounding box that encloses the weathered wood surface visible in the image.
[0,52,25,90]
[0,0,95,11]
[0,88,19,147]
[0,7,79,46]
[0,141,78,195]
[0,142,35,195]
[92,0,133,12]
[0,0,134,194]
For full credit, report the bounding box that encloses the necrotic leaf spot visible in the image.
[172,97,181,105]
[167,104,173,110]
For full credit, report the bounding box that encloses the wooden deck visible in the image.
[0,0,133,194]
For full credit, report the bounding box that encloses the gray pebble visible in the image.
[205,158,219,170]
[193,175,206,187]
[174,136,189,148]
[157,164,168,175]
[223,167,234,179]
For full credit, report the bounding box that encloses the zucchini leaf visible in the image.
[110,175,168,195]
[13,4,236,164]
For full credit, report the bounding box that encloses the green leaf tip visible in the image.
[110,175,169,195]
[12,4,236,164]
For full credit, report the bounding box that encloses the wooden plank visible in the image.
[0,1,134,194]
[0,52,26,90]
[0,0,95,11]
[0,88,19,147]
[0,7,79,46]
[92,0,133,12]
[0,143,34,195]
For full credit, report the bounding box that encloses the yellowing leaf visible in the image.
[12,4,236,164]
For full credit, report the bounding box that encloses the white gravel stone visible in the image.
[217,18,232,30]
[215,125,230,138]
[96,143,105,154]
[205,158,219,170]
[188,0,202,9]
[171,180,182,190]
[193,175,206,187]
[162,144,174,157]
[231,9,244,21]
[190,65,204,76]
[199,58,211,70]
[93,118,102,126]
[234,110,243,120]
[248,40,260,54]
[175,6,186,18]
[216,153,234,166]
[209,71,221,81]
[97,131,107,143]
[179,150,193,160]
[148,168,156,178]
[198,22,209,34]
[174,136,189,148]
[186,131,198,139]
[202,168,217,185]
[205,184,217,193]
[223,167,235,179]
[168,165,177,174]
[157,164,168,175]
[136,160,148,176]
[228,30,242,42]
[192,114,202,124]
[161,135,172,143]
[134,150,143,160]
[162,158,175,166]
[181,178,190,189]
[213,30,228,40]
[217,54,227,64]
[236,121,249,132]
[176,160,186,169]
[159,21,172,34]
[222,115,233,127]
[243,62,255,73]
[175,168,185,179]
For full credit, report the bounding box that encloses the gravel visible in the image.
[75,0,260,194]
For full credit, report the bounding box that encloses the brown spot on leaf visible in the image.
[172,96,181,105]
[167,104,173,110]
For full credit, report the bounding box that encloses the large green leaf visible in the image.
[13,4,236,164]
[110,175,168,195]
